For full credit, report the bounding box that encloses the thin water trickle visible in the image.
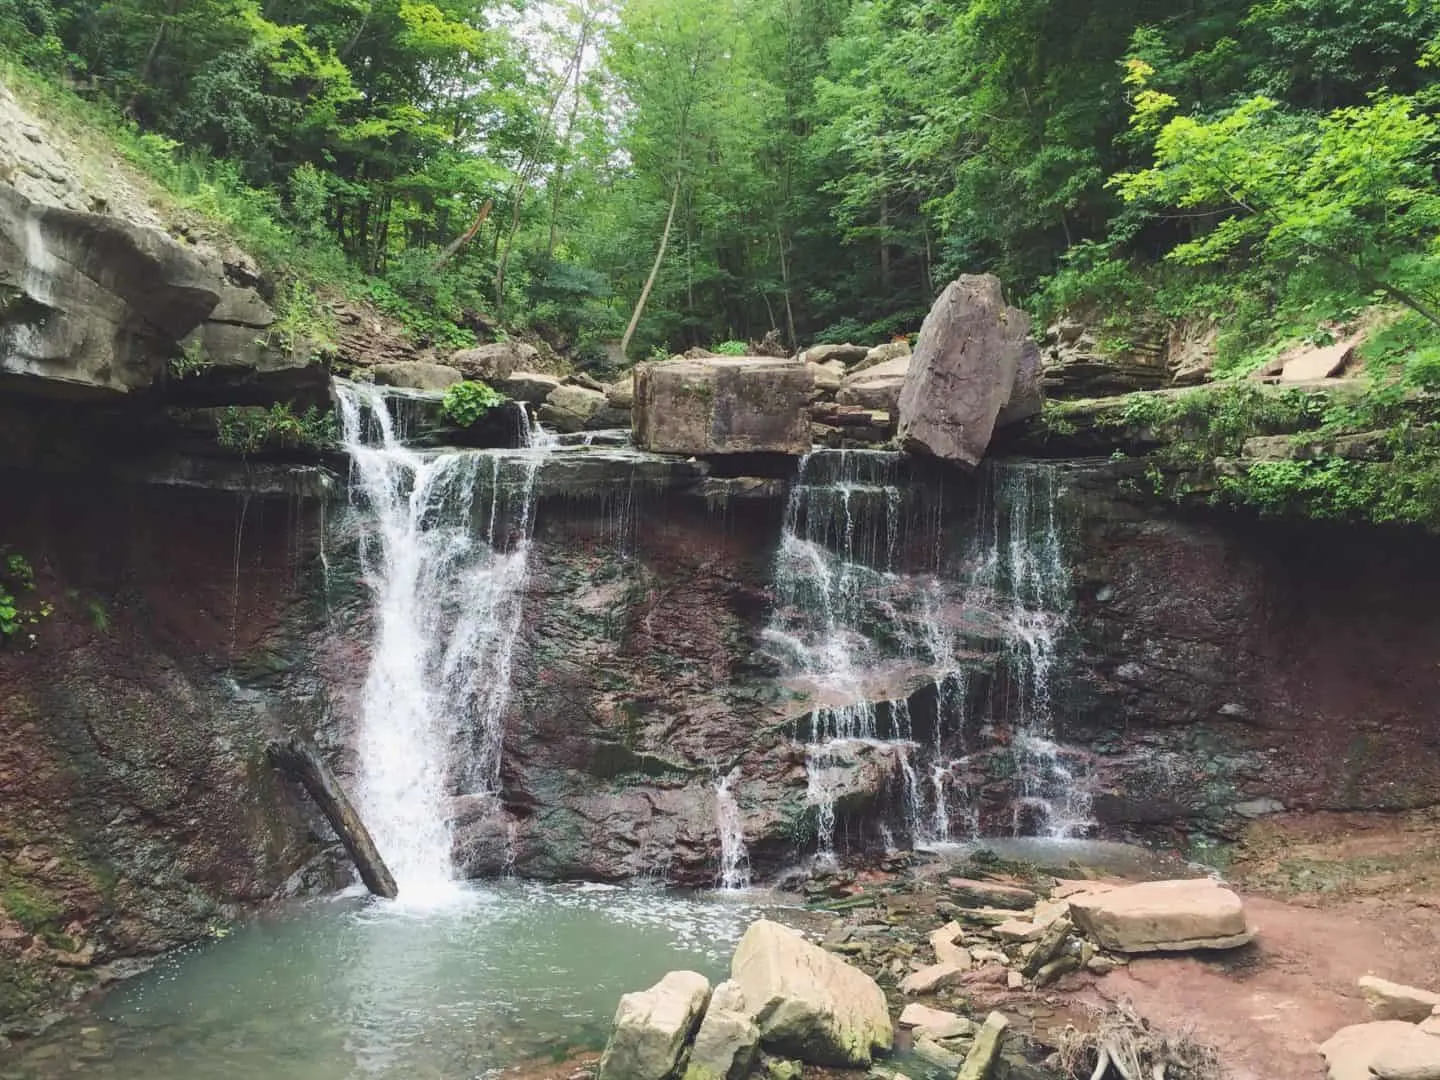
[714,767,752,890]
[334,380,551,905]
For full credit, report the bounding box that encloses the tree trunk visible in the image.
[620,175,681,359]
[879,192,892,293]
[267,738,398,900]
[432,200,494,272]
[777,222,797,349]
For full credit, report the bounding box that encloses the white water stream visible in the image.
[335,380,551,904]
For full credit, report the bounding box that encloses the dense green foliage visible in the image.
[215,403,336,454]
[1,0,1436,363]
[441,379,505,426]
[0,549,51,646]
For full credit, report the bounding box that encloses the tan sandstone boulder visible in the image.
[598,970,711,1080]
[837,356,909,413]
[1361,977,1440,1022]
[633,358,812,455]
[371,361,463,391]
[896,274,1042,467]
[1321,1021,1434,1080]
[450,340,542,381]
[730,919,892,1067]
[1066,878,1252,953]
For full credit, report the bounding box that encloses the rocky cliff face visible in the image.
[1060,464,1440,845]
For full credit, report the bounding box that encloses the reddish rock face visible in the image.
[1058,464,1440,842]
[0,469,342,1028]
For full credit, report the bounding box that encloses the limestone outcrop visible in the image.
[598,970,711,1080]
[632,357,812,455]
[729,919,891,1066]
[1,182,220,395]
[896,274,1042,466]
[1066,878,1253,953]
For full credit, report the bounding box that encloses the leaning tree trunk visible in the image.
[620,176,681,359]
[267,738,398,899]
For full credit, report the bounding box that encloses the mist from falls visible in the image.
[335,379,550,903]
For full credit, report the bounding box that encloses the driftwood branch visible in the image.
[267,738,398,899]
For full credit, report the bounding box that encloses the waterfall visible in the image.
[974,461,1092,838]
[714,768,751,891]
[334,380,549,901]
[764,450,1091,859]
[764,450,941,858]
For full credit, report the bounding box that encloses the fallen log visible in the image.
[267,738,398,900]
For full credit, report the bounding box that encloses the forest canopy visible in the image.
[1,0,1436,369]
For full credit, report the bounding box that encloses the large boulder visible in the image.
[896,274,1043,467]
[956,1012,1010,1080]
[371,361,463,391]
[836,356,909,413]
[849,340,910,375]
[799,343,869,368]
[1321,1022,1433,1080]
[1,181,220,396]
[497,371,562,404]
[1066,878,1253,953]
[598,970,711,1080]
[632,358,812,456]
[450,340,542,381]
[729,919,892,1067]
[683,994,761,1080]
[1360,977,1440,1022]
[540,383,608,433]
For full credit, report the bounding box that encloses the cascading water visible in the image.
[764,450,1091,859]
[713,768,751,890]
[335,380,550,902]
[764,450,954,858]
[972,461,1092,837]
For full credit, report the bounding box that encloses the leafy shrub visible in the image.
[215,403,336,454]
[441,380,505,427]
[0,548,51,647]
[713,340,747,355]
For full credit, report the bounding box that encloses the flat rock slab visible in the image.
[898,1003,975,1041]
[1066,878,1252,953]
[947,878,1037,911]
[633,357,812,455]
[899,962,969,995]
[1373,1030,1440,1080]
[1361,977,1440,1022]
[1321,1022,1432,1080]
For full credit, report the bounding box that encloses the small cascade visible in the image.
[765,450,1091,860]
[713,768,751,891]
[764,450,950,858]
[334,379,551,901]
[974,461,1092,837]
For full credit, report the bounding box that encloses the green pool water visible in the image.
[2,883,766,1080]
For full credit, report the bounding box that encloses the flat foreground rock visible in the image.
[1066,878,1252,953]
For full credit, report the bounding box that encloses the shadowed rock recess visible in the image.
[6,200,1440,1041]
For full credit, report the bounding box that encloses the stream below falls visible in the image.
[1,884,766,1080]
